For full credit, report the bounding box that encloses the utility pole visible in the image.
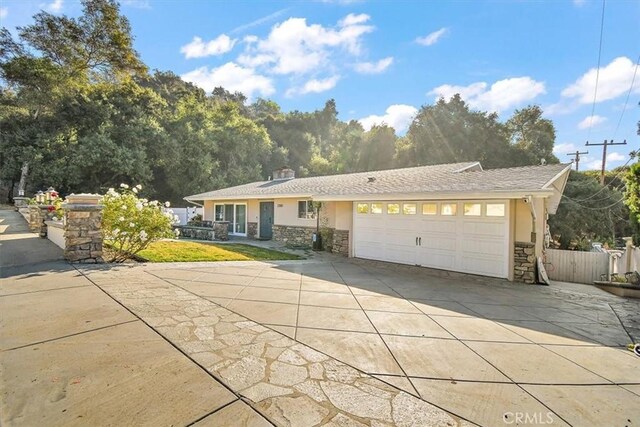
[566,150,589,171]
[585,139,627,185]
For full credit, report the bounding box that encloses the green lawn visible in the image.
[137,240,302,262]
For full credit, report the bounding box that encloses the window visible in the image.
[464,203,481,216]
[214,205,224,221]
[403,203,417,215]
[357,203,369,214]
[422,203,437,215]
[486,203,505,217]
[298,200,316,219]
[371,203,383,214]
[441,203,457,216]
[387,203,400,214]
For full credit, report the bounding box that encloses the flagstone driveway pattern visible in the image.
[137,259,640,427]
[79,264,469,427]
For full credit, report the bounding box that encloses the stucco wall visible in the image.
[513,197,547,258]
[335,202,352,231]
[274,198,318,228]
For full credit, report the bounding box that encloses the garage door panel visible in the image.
[418,250,456,270]
[419,219,456,233]
[420,236,456,251]
[462,238,504,256]
[461,256,505,277]
[384,244,416,265]
[462,221,506,237]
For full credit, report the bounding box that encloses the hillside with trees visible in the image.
[1,0,637,248]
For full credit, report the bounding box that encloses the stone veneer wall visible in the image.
[332,229,349,256]
[63,195,104,263]
[514,241,536,284]
[272,225,315,247]
[247,222,258,239]
[212,221,229,241]
[175,225,215,241]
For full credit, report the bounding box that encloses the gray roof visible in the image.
[185,162,571,201]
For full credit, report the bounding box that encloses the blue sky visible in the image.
[1,0,639,171]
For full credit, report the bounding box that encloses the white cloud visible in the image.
[428,77,546,113]
[359,104,418,133]
[339,13,369,26]
[561,56,640,104]
[181,35,236,59]
[238,14,374,75]
[354,57,393,74]
[585,152,627,170]
[573,0,586,6]
[553,142,581,156]
[0,7,7,19]
[577,114,607,130]
[286,75,340,97]
[181,63,274,100]
[415,28,449,46]
[42,0,63,13]
[121,0,151,8]
[606,152,625,162]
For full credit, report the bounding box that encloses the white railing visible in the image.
[165,207,202,225]
[545,249,610,284]
[45,220,65,249]
[612,247,640,275]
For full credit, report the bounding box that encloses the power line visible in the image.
[612,53,640,140]
[562,196,625,210]
[586,0,607,142]
[567,154,634,202]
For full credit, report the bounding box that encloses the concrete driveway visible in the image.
[150,258,640,427]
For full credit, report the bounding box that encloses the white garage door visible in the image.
[353,201,510,278]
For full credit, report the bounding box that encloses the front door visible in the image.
[260,202,274,239]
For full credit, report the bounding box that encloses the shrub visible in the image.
[187,213,203,226]
[102,184,178,262]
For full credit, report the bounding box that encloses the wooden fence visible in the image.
[544,249,610,284]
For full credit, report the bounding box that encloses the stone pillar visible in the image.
[13,197,29,211]
[623,237,634,273]
[28,205,40,232]
[38,205,51,238]
[247,222,258,239]
[514,241,536,284]
[213,221,229,241]
[62,194,104,263]
[332,229,349,256]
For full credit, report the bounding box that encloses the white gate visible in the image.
[545,249,610,284]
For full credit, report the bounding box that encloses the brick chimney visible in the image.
[273,167,295,180]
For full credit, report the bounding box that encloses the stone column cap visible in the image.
[65,193,103,205]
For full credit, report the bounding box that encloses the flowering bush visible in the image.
[102,184,179,262]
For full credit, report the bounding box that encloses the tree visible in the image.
[549,171,633,249]
[506,105,559,165]
[0,0,146,200]
[357,125,396,171]
[401,95,513,169]
[623,159,640,244]
[17,0,146,80]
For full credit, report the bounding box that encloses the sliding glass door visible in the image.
[214,203,247,236]
[235,205,246,234]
